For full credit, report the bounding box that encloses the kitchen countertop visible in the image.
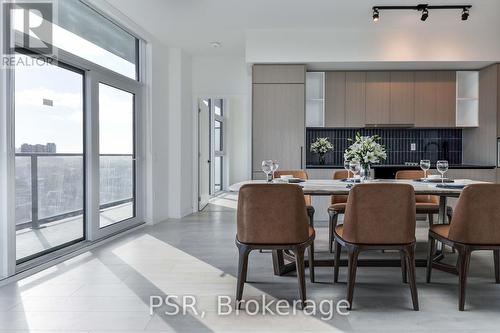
[306,164,497,170]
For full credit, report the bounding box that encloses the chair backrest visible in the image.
[449,184,500,244]
[273,170,308,180]
[395,170,439,204]
[237,184,310,244]
[332,170,349,204]
[342,183,416,244]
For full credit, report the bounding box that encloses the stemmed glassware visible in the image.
[436,160,449,184]
[348,161,361,181]
[261,160,273,182]
[420,159,431,179]
[271,160,279,180]
[344,160,351,179]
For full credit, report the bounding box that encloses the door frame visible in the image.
[197,97,227,211]
[86,71,144,241]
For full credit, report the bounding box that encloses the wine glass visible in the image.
[344,160,351,179]
[436,160,449,184]
[420,159,431,179]
[261,160,272,182]
[271,160,279,180]
[348,161,361,181]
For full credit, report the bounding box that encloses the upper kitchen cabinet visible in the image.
[306,72,325,127]
[252,64,306,84]
[252,64,306,178]
[324,72,346,127]
[365,72,390,125]
[345,72,366,127]
[456,71,479,127]
[415,71,456,127]
[390,71,415,125]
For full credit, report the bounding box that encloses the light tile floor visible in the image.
[2,198,500,332]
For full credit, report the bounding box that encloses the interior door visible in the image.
[198,99,210,210]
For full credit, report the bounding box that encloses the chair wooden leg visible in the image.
[456,245,471,311]
[405,245,419,311]
[308,243,315,283]
[236,243,251,309]
[426,235,436,283]
[328,212,338,253]
[334,239,341,283]
[346,246,360,310]
[293,246,307,309]
[494,250,500,284]
[400,250,407,284]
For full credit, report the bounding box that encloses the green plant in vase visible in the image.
[344,133,387,180]
[310,137,333,165]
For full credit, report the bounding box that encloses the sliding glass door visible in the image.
[14,54,85,262]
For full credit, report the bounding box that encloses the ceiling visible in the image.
[103,0,499,68]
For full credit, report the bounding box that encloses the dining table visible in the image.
[228,178,490,276]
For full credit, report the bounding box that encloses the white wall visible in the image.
[246,27,500,64]
[167,48,193,218]
[191,56,251,189]
[147,40,171,223]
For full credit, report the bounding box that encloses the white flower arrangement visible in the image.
[344,133,387,167]
[310,137,333,156]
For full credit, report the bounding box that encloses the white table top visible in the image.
[228,179,489,197]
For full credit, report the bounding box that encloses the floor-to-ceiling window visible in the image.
[4,0,145,269]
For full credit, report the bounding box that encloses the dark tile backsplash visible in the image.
[306,128,462,166]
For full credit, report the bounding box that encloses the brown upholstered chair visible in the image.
[328,170,349,253]
[273,170,316,282]
[395,170,453,225]
[333,183,419,311]
[426,184,500,311]
[236,184,315,308]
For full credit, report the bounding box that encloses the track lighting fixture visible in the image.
[420,8,429,21]
[371,4,471,22]
[461,7,469,20]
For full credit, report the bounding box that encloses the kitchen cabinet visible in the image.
[415,71,456,127]
[324,72,346,127]
[390,71,415,125]
[345,72,366,127]
[253,64,305,84]
[365,72,390,125]
[252,83,305,174]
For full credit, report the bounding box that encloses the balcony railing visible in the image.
[15,152,133,230]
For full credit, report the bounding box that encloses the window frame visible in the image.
[0,2,148,277]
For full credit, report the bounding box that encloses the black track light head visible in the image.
[461,7,469,20]
[373,8,380,22]
[420,8,429,21]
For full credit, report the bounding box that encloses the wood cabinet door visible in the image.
[435,71,456,127]
[345,72,366,127]
[390,71,415,125]
[252,65,306,84]
[325,72,346,127]
[415,71,437,127]
[252,84,305,174]
[365,72,390,125]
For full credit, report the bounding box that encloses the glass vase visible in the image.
[360,164,371,181]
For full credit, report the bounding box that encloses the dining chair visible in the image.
[333,183,419,310]
[328,170,349,253]
[395,170,453,225]
[236,184,315,308]
[273,170,316,282]
[426,184,500,311]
